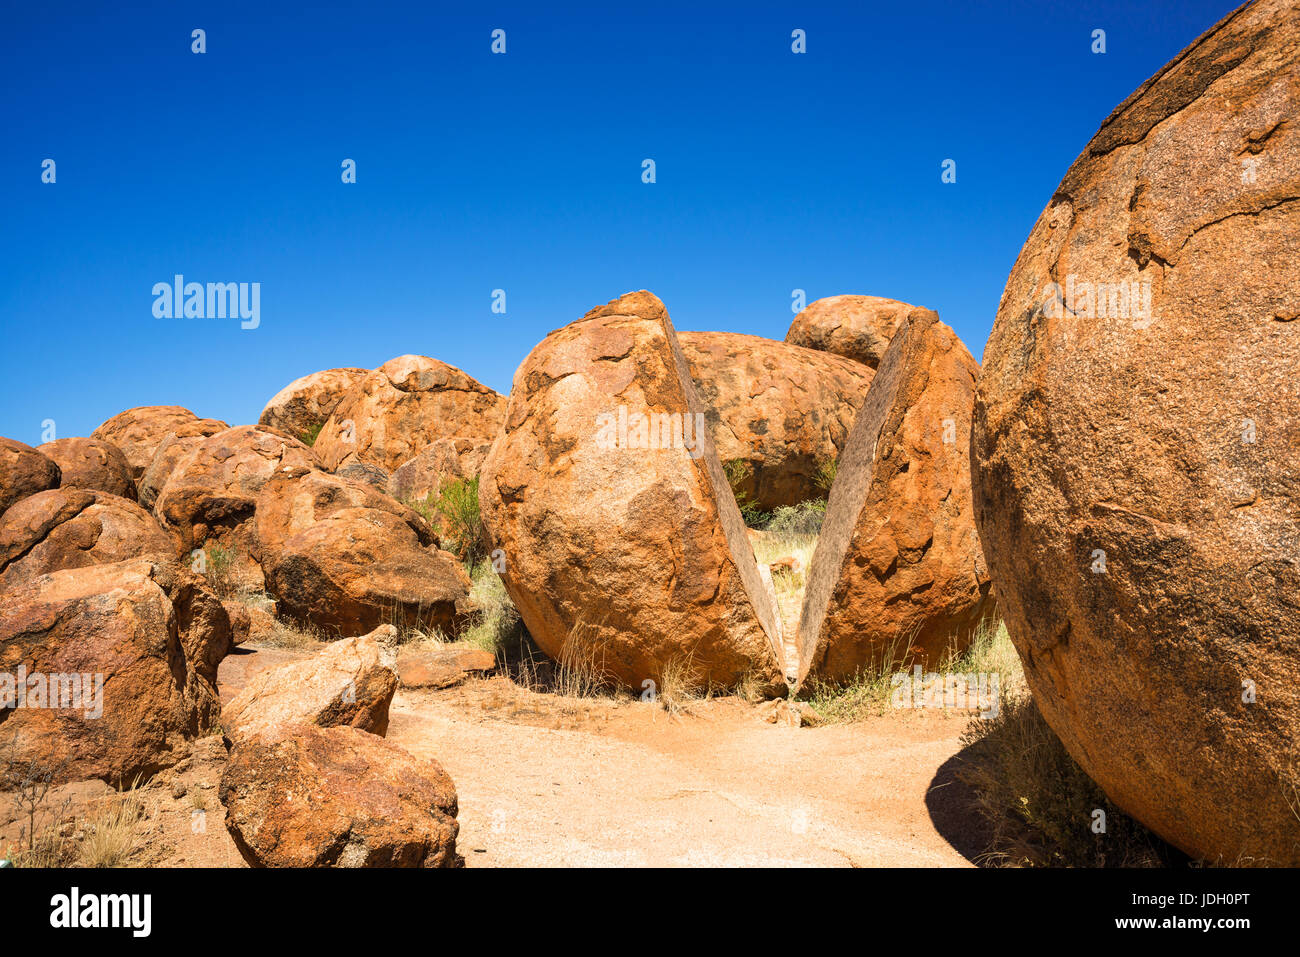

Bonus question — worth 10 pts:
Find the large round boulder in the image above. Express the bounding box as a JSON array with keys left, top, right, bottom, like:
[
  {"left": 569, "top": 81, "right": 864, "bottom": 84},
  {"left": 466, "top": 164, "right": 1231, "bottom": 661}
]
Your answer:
[
  {"left": 219, "top": 724, "right": 460, "bottom": 868},
  {"left": 479, "top": 291, "right": 786, "bottom": 692},
  {"left": 0, "top": 559, "right": 232, "bottom": 784},
  {"left": 255, "top": 466, "right": 472, "bottom": 637},
  {"left": 785, "top": 295, "right": 916, "bottom": 369},
  {"left": 91, "top": 406, "right": 228, "bottom": 481},
  {"left": 678, "top": 331, "right": 872, "bottom": 510},
  {"left": 257, "top": 367, "right": 370, "bottom": 443},
  {"left": 0, "top": 488, "right": 175, "bottom": 589},
  {"left": 313, "top": 356, "right": 506, "bottom": 473},
  {"left": 796, "top": 309, "right": 993, "bottom": 687},
  {"left": 971, "top": 0, "right": 1300, "bottom": 865},
  {"left": 0, "top": 437, "right": 60, "bottom": 516},
  {"left": 37, "top": 437, "right": 135, "bottom": 499}
]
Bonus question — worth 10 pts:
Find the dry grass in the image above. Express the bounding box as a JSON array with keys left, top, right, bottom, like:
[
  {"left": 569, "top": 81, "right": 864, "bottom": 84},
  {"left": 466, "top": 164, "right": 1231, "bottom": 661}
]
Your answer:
[
  {"left": 77, "top": 790, "right": 147, "bottom": 868},
  {"left": 956, "top": 689, "right": 1173, "bottom": 867},
  {"left": 460, "top": 560, "right": 523, "bottom": 656},
  {"left": 654, "top": 653, "right": 704, "bottom": 716},
  {"left": 800, "top": 618, "right": 1020, "bottom": 724}
]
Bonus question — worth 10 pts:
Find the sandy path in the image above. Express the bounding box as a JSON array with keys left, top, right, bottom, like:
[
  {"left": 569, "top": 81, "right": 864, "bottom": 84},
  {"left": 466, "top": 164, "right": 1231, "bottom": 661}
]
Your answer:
[{"left": 387, "top": 679, "right": 977, "bottom": 867}]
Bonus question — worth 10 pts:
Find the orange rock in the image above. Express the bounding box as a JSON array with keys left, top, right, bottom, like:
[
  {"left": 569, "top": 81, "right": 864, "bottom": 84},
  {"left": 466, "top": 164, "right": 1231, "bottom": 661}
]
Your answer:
[
  {"left": 37, "top": 437, "right": 135, "bottom": 500},
  {"left": 388, "top": 437, "right": 493, "bottom": 504},
  {"left": 0, "top": 560, "right": 231, "bottom": 785},
  {"left": 785, "top": 295, "right": 917, "bottom": 369},
  {"left": 479, "top": 291, "right": 786, "bottom": 693},
  {"left": 678, "top": 331, "right": 872, "bottom": 509},
  {"left": 257, "top": 367, "right": 370, "bottom": 443},
  {"left": 396, "top": 645, "right": 497, "bottom": 689},
  {"left": 91, "top": 405, "right": 227, "bottom": 481},
  {"left": 220, "top": 627, "right": 400, "bottom": 745},
  {"left": 137, "top": 433, "right": 205, "bottom": 510},
  {"left": 0, "top": 488, "right": 176, "bottom": 589},
  {"left": 0, "top": 437, "right": 60, "bottom": 517},
  {"left": 255, "top": 466, "right": 471, "bottom": 637},
  {"left": 154, "top": 425, "right": 320, "bottom": 565},
  {"left": 797, "top": 309, "right": 993, "bottom": 687},
  {"left": 219, "top": 724, "right": 460, "bottom": 868},
  {"left": 971, "top": 0, "right": 1300, "bottom": 864},
  {"left": 313, "top": 356, "right": 505, "bottom": 473}
]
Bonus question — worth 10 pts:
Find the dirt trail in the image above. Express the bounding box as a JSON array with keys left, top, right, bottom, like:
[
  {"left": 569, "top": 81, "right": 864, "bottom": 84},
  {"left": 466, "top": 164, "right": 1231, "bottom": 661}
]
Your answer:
[
  {"left": 386, "top": 678, "right": 978, "bottom": 867},
  {"left": 1, "top": 646, "right": 985, "bottom": 867}
]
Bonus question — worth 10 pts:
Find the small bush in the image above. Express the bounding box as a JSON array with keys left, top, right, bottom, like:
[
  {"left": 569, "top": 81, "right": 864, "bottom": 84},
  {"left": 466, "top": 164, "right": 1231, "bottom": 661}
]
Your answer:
[
  {"left": 411, "top": 477, "right": 485, "bottom": 564},
  {"left": 722, "top": 459, "right": 768, "bottom": 527},
  {"left": 813, "top": 457, "right": 838, "bottom": 496},
  {"left": 763, "top": 500, "right": 826, "bottom": 539},
  {"left": 299, "top": 422, "right": 324, "bottom": 447},
  {"left": 461, "top": 560, "right": 522, "bottom": 656}
]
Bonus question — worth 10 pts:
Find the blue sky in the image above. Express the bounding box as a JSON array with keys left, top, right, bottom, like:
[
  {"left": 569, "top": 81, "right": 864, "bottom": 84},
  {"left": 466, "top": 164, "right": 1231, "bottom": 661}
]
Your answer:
[{"left": 0, "top": 0, "right": 1240, "bottom": 443}]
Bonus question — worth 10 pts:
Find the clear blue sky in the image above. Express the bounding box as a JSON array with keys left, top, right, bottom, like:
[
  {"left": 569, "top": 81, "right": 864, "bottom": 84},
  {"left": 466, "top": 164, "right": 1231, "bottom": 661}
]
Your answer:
[{"left": 0, "top": 0, "right": 1240, "bottom": 443}]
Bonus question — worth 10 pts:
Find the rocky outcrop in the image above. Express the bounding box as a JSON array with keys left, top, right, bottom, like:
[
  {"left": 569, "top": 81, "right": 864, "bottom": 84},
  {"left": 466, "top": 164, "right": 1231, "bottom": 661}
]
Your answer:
[
  {"left": 219, "top": 724, "right": 460, "bottom": 867},
  {"left": 0, "top": 438, "right": 60, "bottom": 517},
  {"left": 137, "top": 433, "right": 204, "bottom": 510},
  {"left": 37, "top": 438, "right": 135, "bottom": 500},
  {"left": 0, "top": 560, "right": 231, "bottom": 784},
  {"left": 154, "top": 425, "right": 320, "bottom": 572},
  {"left": 257, "top": 368, "right": 370, "bottom": 443},
  {"left": 312, "top": 356, "right": 506, "bottom": 473},
  {"left": 220, "top": 627, "right": 399, "bottom": 746},
  {"left": 479, "top": 291, "right": 786, "bottom": 692},
  {"left": 0, "top": 489, "right": 176, "bottom": 589},
  {"left": 970, "top": 0, "right": 1300, "bottom": 864},
  {"left": 785, "top": 295, "right": 916, "bottom": 369},
  {"left": 678, "top": 331, "right": 872, "bottom": 510},
  {"left": 255, "top": 466, "right": 472, "bottom": 637},
  {"left": 91, "top": 406, "right": 228, "bottom": 481},
  {"left": 797, "top": 309, "right": 993, "bottom": 687}
]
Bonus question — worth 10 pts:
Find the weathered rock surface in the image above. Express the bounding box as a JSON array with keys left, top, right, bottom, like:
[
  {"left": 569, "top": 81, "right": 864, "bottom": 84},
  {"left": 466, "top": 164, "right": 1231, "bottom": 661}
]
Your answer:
[
  {"left": 785, "top": 295, "right": 916, "bottom": 369},
  {"left": 154, "top": 425, "right": 320, "bottom": 559},
  {"left": 388, "top": 437, "right": 493, "bottom": 504},
  {"left": 797, "top": 308, "right": 993, "bottom": 687},
  {"left": 479, "top": 290, "right": 786, "bottom": 692},
  {"left": 0, "top": 438, "right": 60, "bottom": 517},
  {"left": 396, "top": 644, "right": 497, "bottom": 689},
  {"left": 971, "top": 0, "right": 1300, "bottom": 864},
  {"left": 91, "top": 406, "right": 228, "bottom": 481},
  {"left": 678, "top": 331, "right": 872, "bottom": 509},
  {"left": 0, "top": 488, "right": 175, "bottom": 589},
  {"left": 219, "top": 724, "right": 460, "bottom": 868},
  {"left": 255, "top": 466, "right": 471, "bottom": 637},
  {"left": 221, "top": 627, "right": 399, "bottom": 746},
  {"left": 37, "top": 438, "right": 135, "bottom": 499},
  {"left": 335, "top": 462, "right": 389, "bottom": 490},
  {"left": 137, "top": 433, "right": 204, "bottom": 510},
  {"left": 313, "top": 355, "right": 506, "bottom": 473},
  {"left": 0, "top": 560, "right": 232, "bottom": 784},
  {"left": 257, "top": 367, "right": 370, "bottom": 443}
]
